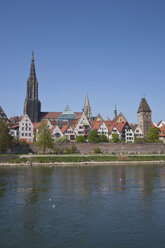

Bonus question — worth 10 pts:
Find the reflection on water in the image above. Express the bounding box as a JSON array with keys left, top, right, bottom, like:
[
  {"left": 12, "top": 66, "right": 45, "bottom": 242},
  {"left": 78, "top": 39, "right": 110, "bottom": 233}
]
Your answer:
[{"left": 0, "top": 164, "right": 165, "bottom": 248}]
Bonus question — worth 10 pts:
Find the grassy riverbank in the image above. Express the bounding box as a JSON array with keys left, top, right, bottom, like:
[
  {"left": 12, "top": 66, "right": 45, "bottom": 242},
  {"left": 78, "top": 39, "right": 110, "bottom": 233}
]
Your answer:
[{"left": 7, "top": 155, "right": 165, "bottom": 164}]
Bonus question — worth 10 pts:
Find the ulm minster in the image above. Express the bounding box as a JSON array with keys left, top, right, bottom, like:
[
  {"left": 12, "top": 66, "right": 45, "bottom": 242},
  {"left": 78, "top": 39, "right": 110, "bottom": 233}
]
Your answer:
[{"left": 1, "top": 53, "right": 165, "bottom": 143}]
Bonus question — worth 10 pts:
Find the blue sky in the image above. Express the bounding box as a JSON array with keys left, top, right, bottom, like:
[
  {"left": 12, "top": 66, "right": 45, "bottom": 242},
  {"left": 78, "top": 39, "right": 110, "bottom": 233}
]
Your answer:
[{"left": 0, "top": 0, "right": 165, "bottom": 123}]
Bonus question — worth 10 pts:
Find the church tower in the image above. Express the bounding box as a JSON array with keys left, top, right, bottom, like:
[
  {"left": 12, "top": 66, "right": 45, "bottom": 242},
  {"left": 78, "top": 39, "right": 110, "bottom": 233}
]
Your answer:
[
  {"left": 114, "top": 104, "right": 117, "bottom": 119},
  {"left": 137, "top": 98, "right": 152, "bottom": 137},
  {"left": 82, "top": 94, "right": 92, "bottom": 120},
  {"left": 24, "top": 52, "right": 41, "bottom": 122}
]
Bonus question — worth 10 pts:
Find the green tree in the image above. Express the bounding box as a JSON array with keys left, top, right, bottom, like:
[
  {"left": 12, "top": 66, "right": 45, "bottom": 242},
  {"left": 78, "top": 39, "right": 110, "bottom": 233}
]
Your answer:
[
  {"left": 147, "top": 127, "right": 159, "bottom": 143},
  {"left": 112, "top": 133, "right": 119, "bottom": 143},
  {"left": 55, "top": 136, "right": 69, "bottom": 143},
  {"left": 75, "top": 135, "right": 86, "bottom": 143},
  {"left": 0, "top": 120, "right": 12, "bottom": 152},
  {"left": 37, "top": 121, "right": 53, "bottom": 153},
  {"left": 99, "top": 134, "right": 109, "bottom": 142},
  {"left": 88, "top": 130, "right": 100, "bottom": 143}
]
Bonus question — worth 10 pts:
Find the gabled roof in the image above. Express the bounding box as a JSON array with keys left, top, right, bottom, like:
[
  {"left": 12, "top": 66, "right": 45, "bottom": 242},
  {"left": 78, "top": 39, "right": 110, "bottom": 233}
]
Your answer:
[
  {"left": 112, "top": 112, "right": 127, "bottom": 123},
  {"left": 107, "top": 122, "right": 116, "bottom": 133},
  {"left": 61, "top": 124, "right": 69, "bottom": 134},
  {"left": 129, "top": 123, "right": 137, "bottom": 132},
  {"left": 51, "top": 125, "right": 57, "bottom": 132},
  {"left": 137, "top": 98, "right": 151, "bottom": 113},
  {"left": 152, "top": 123, "right": 157, "bottom": 128},
  {"left": 0, "top": 106, "right": 9, "bottom": 123},
  {"left": 115, "top": 122, "right": 127, "bottom": 133},
  {"left": 96, "top": 113, "right": 103, "bottom": 121},
  {"left": 91, "top": 120, "right": 103, "bottom": 130},
  {"left": 9, "top": 116, "right": 19, "bottom": 124},
  {"left": 157, "top": 120, "right": 163, "bottom": 126}
]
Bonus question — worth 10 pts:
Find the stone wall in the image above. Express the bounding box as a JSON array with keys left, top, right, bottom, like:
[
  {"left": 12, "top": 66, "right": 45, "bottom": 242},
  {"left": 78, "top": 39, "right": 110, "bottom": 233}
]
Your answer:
[{"left": 30, "top": 143, "right": 165, "bottom": 154}]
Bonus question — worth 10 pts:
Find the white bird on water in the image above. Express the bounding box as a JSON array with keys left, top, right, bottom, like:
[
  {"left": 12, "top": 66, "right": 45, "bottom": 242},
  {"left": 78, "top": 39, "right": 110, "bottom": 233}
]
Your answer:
[{"left": 52, "top": 205, "right": 56, "bottom": 208}]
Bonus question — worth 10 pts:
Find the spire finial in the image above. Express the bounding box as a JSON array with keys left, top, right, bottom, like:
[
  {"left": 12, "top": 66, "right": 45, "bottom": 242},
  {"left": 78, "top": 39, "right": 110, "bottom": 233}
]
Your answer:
[{"left": 32, "top": 51, "right": 34, "bottom": 60}]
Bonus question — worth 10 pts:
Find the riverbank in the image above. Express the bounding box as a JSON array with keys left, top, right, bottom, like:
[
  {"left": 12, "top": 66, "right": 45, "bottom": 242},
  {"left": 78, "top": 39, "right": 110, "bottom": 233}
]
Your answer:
[{"left": 0, "top": 154, "right": 165, "bottom": 167}]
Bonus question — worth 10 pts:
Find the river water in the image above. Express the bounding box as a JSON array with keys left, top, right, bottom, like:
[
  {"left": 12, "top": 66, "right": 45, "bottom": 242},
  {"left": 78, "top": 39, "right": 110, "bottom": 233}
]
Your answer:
[{"left": 0, "top": 164, "right": 165, "bottom": 248}]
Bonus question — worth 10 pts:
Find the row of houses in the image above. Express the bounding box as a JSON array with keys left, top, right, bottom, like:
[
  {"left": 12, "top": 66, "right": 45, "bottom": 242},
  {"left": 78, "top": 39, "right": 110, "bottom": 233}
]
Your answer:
[
  {"left": 5, "top": 111, "right": 150, "bottom": 143},
  {"left": 1, "top": 98, "right": 165, "bottom": 143}
]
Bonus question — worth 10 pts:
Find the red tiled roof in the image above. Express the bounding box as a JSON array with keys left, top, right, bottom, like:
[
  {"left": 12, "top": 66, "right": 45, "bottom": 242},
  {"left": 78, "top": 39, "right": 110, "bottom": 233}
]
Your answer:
[
  {"left": 104, "top": 121, "right": 112, "bottom": 128},
  {"left": 9, "top": 116, "right": 19, "bottom": 123},
  {"left": 152, "top": 123, "right": 157, "bottom": 127},
  {"left": 33, "top": 122, "right": 41, "bottom": 131},
  {"left": 91, "top": 120, "right": 103, "bottom": 130},
  {"left": 159, "top": 125, "right": 165, "bottom": 133},
  {"left": 61, "top": 124, "right": 69, "bottom": 134},
  {"left": 75, "top": 112, "right": 82, "bottom": 119},
  {"left": 115, "top": 122, "right": 126, "bottom": 133},
  {"left": 42, "top": 112, "right": 62, "bottom": 119},
  {"left": 50, "top": 125, "right": 57, "bottom": 132},
  {"left": 41, "top": 112, "right": 82, "bottom": 120},
  {"left": 159, "top": 134, "right": 165, "bottom": 137},
  {"left": 107, "top": 122, "right": 116, "bottom": 133}
]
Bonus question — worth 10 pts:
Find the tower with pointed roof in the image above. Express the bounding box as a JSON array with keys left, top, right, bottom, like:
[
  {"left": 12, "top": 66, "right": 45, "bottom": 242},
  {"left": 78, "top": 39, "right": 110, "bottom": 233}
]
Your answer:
[
  {"left": 114, "top": 104, "right": 117, "bottom": 119},
  {"left": 137, "top": 98, "right": 152, "bottom": 137},
  {"left": 82, "top": 94, "right": 92, "bottom": 120},
  {"left": 24, "top": 52, "right": 41, "bottom": 122}
]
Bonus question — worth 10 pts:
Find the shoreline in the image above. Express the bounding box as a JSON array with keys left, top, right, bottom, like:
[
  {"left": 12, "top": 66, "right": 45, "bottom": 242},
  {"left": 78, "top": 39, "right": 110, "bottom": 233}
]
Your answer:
[{"left": 0, "top": 160, "right": 165, "bottom": 167}]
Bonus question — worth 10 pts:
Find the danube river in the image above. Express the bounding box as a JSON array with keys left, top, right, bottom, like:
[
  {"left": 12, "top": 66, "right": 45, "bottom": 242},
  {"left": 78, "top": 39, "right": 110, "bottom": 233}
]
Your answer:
[{"left": 0, "top": 164, "right": 165, "bottom": 248}]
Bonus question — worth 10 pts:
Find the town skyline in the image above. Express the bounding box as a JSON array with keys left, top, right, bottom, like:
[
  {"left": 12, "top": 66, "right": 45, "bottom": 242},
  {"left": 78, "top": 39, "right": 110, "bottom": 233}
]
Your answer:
[{"left": 0, "top": 1, "right": 165, "bottom": 123}]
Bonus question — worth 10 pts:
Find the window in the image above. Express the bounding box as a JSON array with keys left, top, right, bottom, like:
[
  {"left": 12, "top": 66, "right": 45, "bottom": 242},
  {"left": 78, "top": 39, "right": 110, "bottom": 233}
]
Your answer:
[
  {"left": 22, "top": 127, "right": 24, "bottom": 131},
  {"left": 25, "top": 133, "right": 27, "bottom": 136},
  {"left": 22, "top": 133, "right": 24, "bottom": 136},
  {"left": 29, "top": 128, "right": 31, "bottom": 131},
  {"left": 29, "top": 133, "right": 31, "bottom": 136}
]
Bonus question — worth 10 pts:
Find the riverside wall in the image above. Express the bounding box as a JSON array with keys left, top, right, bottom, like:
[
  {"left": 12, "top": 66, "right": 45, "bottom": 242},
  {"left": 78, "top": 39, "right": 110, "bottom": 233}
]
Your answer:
[{"left": 30, "top": 143, "right": 165, "bottom": 154}]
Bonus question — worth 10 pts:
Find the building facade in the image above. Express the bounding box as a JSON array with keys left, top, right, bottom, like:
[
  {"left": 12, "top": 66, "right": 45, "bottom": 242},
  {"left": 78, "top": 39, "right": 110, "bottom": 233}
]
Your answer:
[{"left": 19, "top": 114, "right": 33, "bottom": 142}]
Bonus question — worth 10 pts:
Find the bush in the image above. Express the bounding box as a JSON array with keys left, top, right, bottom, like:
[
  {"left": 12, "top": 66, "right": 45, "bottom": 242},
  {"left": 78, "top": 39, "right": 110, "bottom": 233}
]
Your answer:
[
  {"left": 55, "top": 136, "right": 69, "bottom": 143},
  {"left": 112, "top": 133, "right": 119, "bottom": 143},
  {"left": 99, "top": 135, "right": 109, "bottom": 142},
  {"left": 94, "top": 147, "right": 101, "bottom": 154},
  {"left": 147, "top": 127, "right": 159, "bottom": 143},
  {"left": 75, "top": 135, "right": 86, "bottom": 143},
  {"left": 88, "top": 130, "right": 100, "bottom": 143}
]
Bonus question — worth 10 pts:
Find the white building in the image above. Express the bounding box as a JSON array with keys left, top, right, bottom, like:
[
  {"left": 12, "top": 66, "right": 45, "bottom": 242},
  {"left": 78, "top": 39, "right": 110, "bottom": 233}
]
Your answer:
[
  {"left": 74, "top": 112, "right": 91, "bottom": 137},
  {"left": 51, "top": 125, "right": 63, "bottom": 141},
  {"left": 19, "top": 114, "right": 33, "bottom": 142}
]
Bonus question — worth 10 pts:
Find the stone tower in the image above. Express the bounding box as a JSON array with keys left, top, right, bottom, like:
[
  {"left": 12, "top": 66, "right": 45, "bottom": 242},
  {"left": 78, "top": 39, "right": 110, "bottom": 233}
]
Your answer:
[
  {"left": 137, "top": 98, "right": 152, "bottom": 137},
  {"left": 82, "top": 94, "right": 92, "bottom": 120},
  {"left": 24, "top": 52, "right": 41, "bottom": 122}
]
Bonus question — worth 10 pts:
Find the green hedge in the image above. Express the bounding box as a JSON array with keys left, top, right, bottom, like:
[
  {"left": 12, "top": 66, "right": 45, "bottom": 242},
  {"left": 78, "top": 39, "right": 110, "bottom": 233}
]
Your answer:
[{"left": 8, "top": 155, "right": 165, "bottom": 164}]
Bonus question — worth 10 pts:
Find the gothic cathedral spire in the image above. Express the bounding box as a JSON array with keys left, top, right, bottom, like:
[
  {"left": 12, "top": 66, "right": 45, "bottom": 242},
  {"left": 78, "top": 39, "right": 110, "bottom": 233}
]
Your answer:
[
  {"left": 82, "top": 94, "right": 92, "bottom": 120},
  {"left": 24, "top": 52, "right": 41, "bottom": 122}
]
